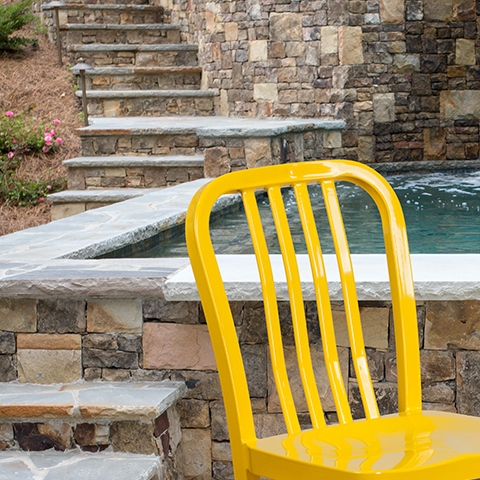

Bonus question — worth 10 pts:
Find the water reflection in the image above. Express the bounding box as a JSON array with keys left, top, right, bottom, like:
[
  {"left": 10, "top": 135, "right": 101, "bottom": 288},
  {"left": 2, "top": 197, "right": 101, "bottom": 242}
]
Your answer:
[{"left": 137, "top": 171, "right": 480, "bottom": 257}]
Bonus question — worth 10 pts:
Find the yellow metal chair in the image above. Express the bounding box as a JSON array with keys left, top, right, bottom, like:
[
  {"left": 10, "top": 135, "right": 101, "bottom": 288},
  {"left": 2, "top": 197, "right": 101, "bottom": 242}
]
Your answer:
[{"left": 186, "top": 160, "right": 480, "bottom": 479}]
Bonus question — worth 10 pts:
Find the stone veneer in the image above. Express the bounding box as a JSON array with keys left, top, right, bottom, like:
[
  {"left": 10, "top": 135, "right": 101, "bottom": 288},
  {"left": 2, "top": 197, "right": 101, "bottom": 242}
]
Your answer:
[
  {"left": 1, "top": 295, "right": 480, "bottom": 479},
  {"left": 161, "top": 0, "right": 480, "bottom": 164}
]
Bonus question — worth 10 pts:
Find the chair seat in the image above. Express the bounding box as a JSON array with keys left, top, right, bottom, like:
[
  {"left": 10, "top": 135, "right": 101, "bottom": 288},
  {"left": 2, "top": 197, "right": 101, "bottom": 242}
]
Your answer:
[{"left": 247, "top": 411, "right": 480, "bottom": 479}]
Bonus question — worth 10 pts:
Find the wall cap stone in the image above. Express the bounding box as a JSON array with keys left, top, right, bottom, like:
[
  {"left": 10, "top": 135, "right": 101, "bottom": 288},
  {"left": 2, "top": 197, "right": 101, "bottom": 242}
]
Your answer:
[{"left": 165, "top": 254, "right": 480, "bottom": 302}]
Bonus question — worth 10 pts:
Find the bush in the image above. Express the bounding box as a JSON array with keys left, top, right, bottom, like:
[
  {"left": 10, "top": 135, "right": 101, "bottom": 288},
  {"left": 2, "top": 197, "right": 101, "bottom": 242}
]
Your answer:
[
  {"left": 0, "top": 110, "right": 65, "bottom": 206},
  {"left": 0, "top": 0, "right": 36, "bottom": 52},
  {"left": 0, "top": 111, "right": 63, "bottom": 159},
  {"left": 0, "top": 175, "right": 65, "bottom": 206}
]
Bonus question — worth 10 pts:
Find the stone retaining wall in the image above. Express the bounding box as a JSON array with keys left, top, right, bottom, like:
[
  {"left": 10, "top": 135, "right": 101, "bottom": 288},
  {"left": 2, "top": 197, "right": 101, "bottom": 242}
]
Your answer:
[
  {"left": 2, "top": 296, "right": 480, "bottom": 479},
  {"left": 164, "top": 0, "right": 480, "bottom": 164}
]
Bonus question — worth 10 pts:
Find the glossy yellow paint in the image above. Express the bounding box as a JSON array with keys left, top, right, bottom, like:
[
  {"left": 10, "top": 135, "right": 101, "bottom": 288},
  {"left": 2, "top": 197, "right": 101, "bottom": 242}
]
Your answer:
[{"left": 186, "top": 160, "right": 480, "bottom": 479}]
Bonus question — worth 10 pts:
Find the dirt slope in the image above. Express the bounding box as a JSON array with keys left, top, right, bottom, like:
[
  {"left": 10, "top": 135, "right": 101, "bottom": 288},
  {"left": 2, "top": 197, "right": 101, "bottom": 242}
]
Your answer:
[{"left": 0, "top": 20, "right": 82, "bottom": 235}]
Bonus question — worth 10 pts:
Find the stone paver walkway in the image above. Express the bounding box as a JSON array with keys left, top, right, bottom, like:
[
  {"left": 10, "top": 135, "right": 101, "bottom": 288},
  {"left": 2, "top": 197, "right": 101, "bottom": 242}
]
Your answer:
[{"left": 0, "top": 451, "right": 161, "bottom": 480}]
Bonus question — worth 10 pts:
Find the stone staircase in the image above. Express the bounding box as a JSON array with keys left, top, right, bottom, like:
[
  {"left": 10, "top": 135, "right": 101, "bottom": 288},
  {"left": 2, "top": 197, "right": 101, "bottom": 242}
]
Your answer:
[
  {"left": 42, "top": 0, "right": 216, "bottom": 219},
  {"left": 0, "top": 381, "right": 185, "bottom": 480},
  {"left": 44, "top": 0, "right": 345, "bottom": 220}
]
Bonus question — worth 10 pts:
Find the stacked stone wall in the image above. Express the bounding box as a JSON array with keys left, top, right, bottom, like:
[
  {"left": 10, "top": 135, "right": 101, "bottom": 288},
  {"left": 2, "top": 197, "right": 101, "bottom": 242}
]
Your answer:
[
  {"left": 2, "top": 296, "right": 480, "bottom": 478},
  {"left": 164, "top": 0, "right": 480, "bottom": 164}
]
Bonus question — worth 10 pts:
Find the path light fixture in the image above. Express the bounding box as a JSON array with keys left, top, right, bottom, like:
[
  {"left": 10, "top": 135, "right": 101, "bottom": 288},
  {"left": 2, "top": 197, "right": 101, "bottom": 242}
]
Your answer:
[
  {"left": 71, "top": 59, "right": 94, "bottom": 127},
  {"left": 43, "top": 0, "right": 66, "bottom": 66}
]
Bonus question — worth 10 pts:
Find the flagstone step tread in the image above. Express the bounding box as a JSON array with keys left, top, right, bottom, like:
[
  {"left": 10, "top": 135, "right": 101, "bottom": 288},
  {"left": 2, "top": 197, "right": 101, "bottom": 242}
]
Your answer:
[
  {"left": 64, "top": 155, "right": 204, "bottom": 167},
  {"left": 86, "top": 66, "right": 202, "bottom": 75},
  {"left": 76, "top": 89, "right": 214, "bottom": 98},
  {"left": 43, "top": 3, "right": 164, "bottom": 11},
  {"left": 76, "top": 116, "right": 347, "bottom": 137},
  {"left": 48, "top": 188, "right": 164, "bottom": 203},
  {"left": 0, "top": 381, "right": 185, "bottom": 420},
  {"left": 44, "top": 3, "right": 165, "bottom": 10},
  {"left": 0, "top": 451, "right": 161, "bottom": 480},
  {"left": 61, "top": 23, "right": 179, "bottom": 30},
  {"left": 68, "top": 43, "right": 198, "bottom": 52}
]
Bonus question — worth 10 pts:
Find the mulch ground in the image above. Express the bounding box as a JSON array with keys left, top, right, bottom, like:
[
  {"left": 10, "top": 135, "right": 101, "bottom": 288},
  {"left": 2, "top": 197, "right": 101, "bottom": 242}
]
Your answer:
[{"left": 0, "top": 19, "right": 82, "bottom": 235}]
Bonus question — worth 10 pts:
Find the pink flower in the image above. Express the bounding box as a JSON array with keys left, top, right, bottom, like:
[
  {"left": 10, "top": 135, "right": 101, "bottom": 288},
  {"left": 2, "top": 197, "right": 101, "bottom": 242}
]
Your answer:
[
  {"left": 53, "top": 119, "right": 60, "bottom": 125},
  {"left": 5, "top": 111, "right": 13, "bottom": 117},
  {"left": 55, "top": 137, "right": 63, "bottom": 145},
  {"left": 39, "top": 197, "right": 45, "bottom": 202},
  {"left": 12, "top": 139, "right": 16, "bottom": 144},
  {"left": 50, "top": 129, "right": 56, "bottom": 135},
  {"left": 47, "top": 185, "right": 52, "bottom": 189},
  {"left": 44, "top": 134, "right": 53, "bottom": 142},
  {"left": 7, "top": 152, "right": 14, "bottom": 159},
  {"left": 42, "top": 146, "right": 49, "bottom": 153},
  {"left": 33, "top": 125, "right": 38, "bottom": 131}
]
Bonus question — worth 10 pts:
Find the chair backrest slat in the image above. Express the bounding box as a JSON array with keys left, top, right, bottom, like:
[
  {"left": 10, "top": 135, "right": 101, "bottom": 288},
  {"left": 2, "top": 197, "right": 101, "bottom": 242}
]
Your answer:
[
  {"left": 293, "top": 182, "right": 352, "bottom": 424},
  {"left": 267, "top": 185, "right": 326, "bottom": 430},
  {"left": 322, "top": 180, "right": 380, "bottom": 420},
  {"left": 242, "top": 188, "right": 301, "bottom": 435},
  {"left": 186, "top": 161, "right": 423, "bottom": 454}
]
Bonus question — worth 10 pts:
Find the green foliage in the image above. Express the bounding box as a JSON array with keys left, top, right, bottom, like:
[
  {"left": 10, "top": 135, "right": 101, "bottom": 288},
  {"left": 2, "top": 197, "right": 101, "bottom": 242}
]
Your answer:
[
  {"left": 0, "top": 111, "right": 62, "bottom": 157},
  {"left": 0, "top": 113, "right": 44, "bottom": 155},
  {"left": 0, "top": 111, "right": 66, "bottom": 206},
  {"left": 0, "top": 0, "right": 36, "bottom": 52},
  {"left": 0, "top": 174, "right": 65, "bottom": 206}
]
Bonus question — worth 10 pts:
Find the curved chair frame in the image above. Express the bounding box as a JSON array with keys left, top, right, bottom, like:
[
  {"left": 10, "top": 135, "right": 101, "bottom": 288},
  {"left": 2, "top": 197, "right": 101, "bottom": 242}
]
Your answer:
[{"left": 186, "top": 160, "right": 480, "bottom": 479}]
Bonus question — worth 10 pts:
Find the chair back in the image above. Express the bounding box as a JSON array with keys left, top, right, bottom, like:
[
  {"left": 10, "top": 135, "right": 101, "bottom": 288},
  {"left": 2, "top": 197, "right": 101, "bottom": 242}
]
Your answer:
[{"left": 186, "top": 160, "right": 422, "bottom": 446}]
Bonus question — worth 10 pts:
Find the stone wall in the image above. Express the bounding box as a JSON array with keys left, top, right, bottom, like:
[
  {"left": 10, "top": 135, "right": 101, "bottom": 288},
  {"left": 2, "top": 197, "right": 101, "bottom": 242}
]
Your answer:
[
  {"left": 2, "top": 296, "right": 480, "bottom": 478},
  {"left": 202, "top": 131, "right": 323, "bottom": 176},
  {"left": 162, "top": 0, "right": 480, "bottom": 164}
]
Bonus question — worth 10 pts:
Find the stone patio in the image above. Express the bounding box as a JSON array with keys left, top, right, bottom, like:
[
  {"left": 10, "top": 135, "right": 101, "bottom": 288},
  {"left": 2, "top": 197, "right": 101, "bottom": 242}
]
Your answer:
[{"left": 0, "top": 451, "right": 162, "bottom": 480}]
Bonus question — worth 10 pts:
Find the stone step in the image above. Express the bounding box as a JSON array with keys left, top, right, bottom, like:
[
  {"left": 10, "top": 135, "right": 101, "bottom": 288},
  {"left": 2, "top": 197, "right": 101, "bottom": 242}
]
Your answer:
[
  {"left": 75, "top": 115, "right": 346, "bottom": 173},
  {"left": 63, "top": 23, "right": 181, "bottom": 45},
  {"left": 61, "top": 0, "right": 159, "bottom": 5},
  {"left": 84, "top": 66, "right": 202, "bottom": 91},
  {"left": 77, "top": 117, "right": 204, "bottom": 156},
  {"left": 64, "top": 155, "right": 204, "bottom": 189},
  {"left": 48, "top": 188, "right": 163, "bottom": 219},
  {"left": 76, "top": 89, "right": 215, "bottom": 117},
  {"left": 54, "top": 4, "right": 166, "bottom": 25},
  {"left": 68, "top": 43, "right": 198, "bottom": 67},
  {"left": 64, "top": 154, "right": 204, "bottom": 168},
  {"left": 0, "top": 451, "right": 162, "bottom": 480},
  {"left": 0, "top": 381, "right": 184, "bottom": 457}
]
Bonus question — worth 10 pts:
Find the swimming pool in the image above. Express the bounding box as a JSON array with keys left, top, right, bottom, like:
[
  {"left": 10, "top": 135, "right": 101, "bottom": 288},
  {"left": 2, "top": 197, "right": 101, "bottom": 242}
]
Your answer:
[{"left": 104, "top": 171, "right": 480, "bottom": 257}]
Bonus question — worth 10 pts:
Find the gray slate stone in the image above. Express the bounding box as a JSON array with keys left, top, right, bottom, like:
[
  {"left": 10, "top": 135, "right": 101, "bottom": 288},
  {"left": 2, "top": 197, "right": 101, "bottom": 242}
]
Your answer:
[
  {"left": 37, "top": 300, "right": 86, "bottom": 334},
  {"left": 0, "top": 451, "right": 162, "bottom": 480}
]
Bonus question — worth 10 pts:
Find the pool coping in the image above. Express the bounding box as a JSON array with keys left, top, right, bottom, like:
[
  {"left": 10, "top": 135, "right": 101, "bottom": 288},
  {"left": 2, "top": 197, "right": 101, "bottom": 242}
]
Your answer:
[{"left": 0, "top": 167, "right": 479, "bottom": 301}]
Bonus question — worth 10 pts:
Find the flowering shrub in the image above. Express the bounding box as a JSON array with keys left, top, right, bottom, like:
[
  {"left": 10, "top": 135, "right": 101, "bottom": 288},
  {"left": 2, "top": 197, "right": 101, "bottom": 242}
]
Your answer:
[
  {"left": 0, "top": 111, "right": 65, "bottom": 206},
  {"left": 0, "top": 111, "right": 63, "bottom": 160},
  {"left": 1, "top": 176, "right": 65, "bottom": 207}
]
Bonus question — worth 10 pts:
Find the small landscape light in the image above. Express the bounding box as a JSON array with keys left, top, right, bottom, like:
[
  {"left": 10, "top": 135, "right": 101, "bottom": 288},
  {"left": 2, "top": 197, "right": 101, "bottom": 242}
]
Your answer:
[{"left": 71, "top": 58, "right": 94, "bottom": 127}]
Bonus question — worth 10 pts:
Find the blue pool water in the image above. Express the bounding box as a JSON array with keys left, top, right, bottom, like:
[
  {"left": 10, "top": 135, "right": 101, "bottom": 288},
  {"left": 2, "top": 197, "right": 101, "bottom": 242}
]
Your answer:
[{"left": 116, "top": 171, "right": 480, "bottom": 257}]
